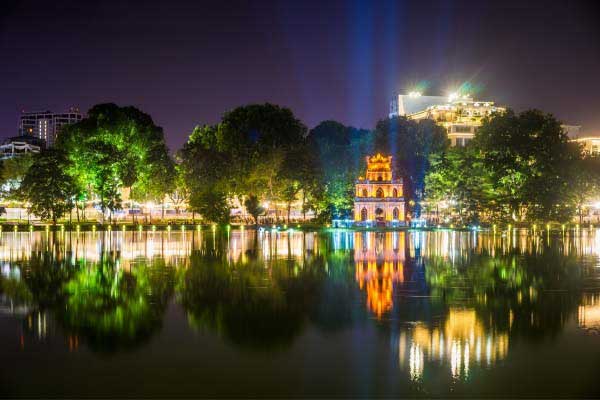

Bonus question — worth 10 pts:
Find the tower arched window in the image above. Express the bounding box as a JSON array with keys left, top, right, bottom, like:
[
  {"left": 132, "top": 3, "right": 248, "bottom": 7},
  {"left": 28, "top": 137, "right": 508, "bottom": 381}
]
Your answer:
[
  {"left": 393, "top": 207, "right": 399, "bottom": 220},
  {"left": 392, "top": 188, "right": 398, "bottom": 197},
  {"left": 361, "top": 208, "right": 368, "bottom": 221},
  {"left": 362, "top": 189, "right": 368, "bottom": 197},
  {"left": 376, "top": 188, "right": 384, "bottom": 198}
]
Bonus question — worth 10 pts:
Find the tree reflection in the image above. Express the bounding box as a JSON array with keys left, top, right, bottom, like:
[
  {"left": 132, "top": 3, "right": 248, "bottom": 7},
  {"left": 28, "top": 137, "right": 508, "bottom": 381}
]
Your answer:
[
  {"left": 58, "top": 255, "right": 175, "bottom": 352},
  {"left": 424, "top": 243, "right": 585, "bottom": 340},
  {"left": 177, "top": 248, "right": 325, "bottom": 352}
]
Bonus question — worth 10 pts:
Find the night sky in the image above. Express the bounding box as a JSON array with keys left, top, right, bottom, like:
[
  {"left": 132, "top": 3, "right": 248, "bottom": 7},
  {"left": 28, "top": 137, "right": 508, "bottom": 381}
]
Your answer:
[{"left": 1, "top": 0, "right": 599, "bottom": 150}]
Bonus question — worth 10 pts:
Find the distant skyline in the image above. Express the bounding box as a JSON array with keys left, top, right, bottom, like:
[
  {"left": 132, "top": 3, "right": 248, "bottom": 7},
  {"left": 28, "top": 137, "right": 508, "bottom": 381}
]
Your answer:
[{"left": 1, "top": 0, "right": 599, "bottom": 150}]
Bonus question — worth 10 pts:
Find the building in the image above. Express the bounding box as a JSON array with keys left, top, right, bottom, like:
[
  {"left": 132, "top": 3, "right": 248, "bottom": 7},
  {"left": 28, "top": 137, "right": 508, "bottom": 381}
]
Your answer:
[
  {"left": 390, "top": 92, "right": 505, "bottom": 147},
  {"left": 0, "top": 135, "right": 44, "bottom": 159},
  {"left": 571, "top": 136, "right": 600, "bottom": 155},
  {"left": 389, "top": 92, "right": 448, "bottom": 118},
  {"left": 354, "top": 153, "right": 405, "bottom": 226},
  {"left": 19, "top": 108, "right": 82, "bottom": 146}
]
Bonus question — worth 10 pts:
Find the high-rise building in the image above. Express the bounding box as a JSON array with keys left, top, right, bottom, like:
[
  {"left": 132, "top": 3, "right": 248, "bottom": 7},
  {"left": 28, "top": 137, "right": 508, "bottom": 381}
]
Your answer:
[
  {"left": 390, "top": 92, "right": 505, "bottom": 147},
  {"left": 19, "top": 108, "right": 82, "bottom": 146}
]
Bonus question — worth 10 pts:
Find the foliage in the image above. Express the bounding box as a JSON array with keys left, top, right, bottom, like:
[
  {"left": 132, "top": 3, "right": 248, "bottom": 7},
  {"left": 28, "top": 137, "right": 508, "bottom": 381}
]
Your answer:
[
  {"left": 373, "top": 117, "right": 449, "bottom": 217},
  {"left": 190, "top": 190, "right": 231, "bottom": 224},
  {"left": 425, "top": 109, "right": 593, "bottom": 224},
  {"left": 56, "top": 103, "right": 173, "bottom": 216},
  {"left": 0, "top": 153, "right": 34, "bottom": 198},
  {"left": 180, "top": 104, "right": 312, "bottom": 222},
  {"left": 20, "top": 149, "right": 78, "bottom": 223},
  {"left": 307, "top": 121, "right": 371, "bottom": 219},
  {"left": 244, "top": 194, "right": 265, "bottom": 224}
]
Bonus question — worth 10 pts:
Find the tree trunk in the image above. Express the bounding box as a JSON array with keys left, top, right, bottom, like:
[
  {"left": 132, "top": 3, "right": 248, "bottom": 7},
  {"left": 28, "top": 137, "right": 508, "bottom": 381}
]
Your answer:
[
  {"left": 287, "top": 203, "right": 291, "bottom": 224},
  {"left": 302, "top": 191, "right": 306, "bottom": 221}
]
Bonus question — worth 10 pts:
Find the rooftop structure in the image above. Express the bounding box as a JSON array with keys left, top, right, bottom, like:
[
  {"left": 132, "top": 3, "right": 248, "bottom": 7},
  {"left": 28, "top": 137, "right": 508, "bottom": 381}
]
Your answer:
[
  {"left": 0, "top": 135, "right": 44, "bottom": 159},
  {"left": 389, "top": 92, "right": 447, "bottom": 118}
]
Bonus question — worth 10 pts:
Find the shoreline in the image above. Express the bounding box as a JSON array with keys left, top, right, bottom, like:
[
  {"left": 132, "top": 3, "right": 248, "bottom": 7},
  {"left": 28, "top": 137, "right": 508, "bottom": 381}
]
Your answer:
[{"left": 0, "top": 221, "right": 595, "bottom": 233}]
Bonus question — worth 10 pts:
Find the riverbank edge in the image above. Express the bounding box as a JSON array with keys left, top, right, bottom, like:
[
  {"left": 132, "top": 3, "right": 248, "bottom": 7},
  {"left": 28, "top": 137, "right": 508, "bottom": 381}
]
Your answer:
[{"left": 0, "top": 221, "right": 596, "bottom": 233}]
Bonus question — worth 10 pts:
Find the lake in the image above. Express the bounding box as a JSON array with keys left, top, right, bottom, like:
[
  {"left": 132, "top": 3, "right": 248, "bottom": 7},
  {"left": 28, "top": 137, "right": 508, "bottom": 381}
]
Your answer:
[{"left": 1, "top": 229, "right": 599, "bottom": 397}]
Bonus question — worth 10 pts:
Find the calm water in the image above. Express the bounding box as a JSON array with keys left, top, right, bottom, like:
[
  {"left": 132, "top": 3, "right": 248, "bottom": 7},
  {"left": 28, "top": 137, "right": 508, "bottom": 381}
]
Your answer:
[{"left": 1, "top": 229, "right": 600, "bottom": 397}]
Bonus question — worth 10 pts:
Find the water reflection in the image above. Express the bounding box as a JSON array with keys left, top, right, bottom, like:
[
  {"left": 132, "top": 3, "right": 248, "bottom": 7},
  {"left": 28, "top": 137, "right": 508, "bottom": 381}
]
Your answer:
[
  {"left": 0, "top": 229, "right": 599, "bottom": 389},
  {"left": 399, "top": 309, "right": 509, "bottom": 381},
  {"left": 354, "top": 232, "right": 405, "bottom": 317}
]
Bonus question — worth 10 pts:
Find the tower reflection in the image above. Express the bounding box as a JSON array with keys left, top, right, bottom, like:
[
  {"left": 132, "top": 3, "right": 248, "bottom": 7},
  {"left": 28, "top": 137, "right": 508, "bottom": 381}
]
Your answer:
[{"left": 354, "top": 232, "right": 404, "bottom": 318}]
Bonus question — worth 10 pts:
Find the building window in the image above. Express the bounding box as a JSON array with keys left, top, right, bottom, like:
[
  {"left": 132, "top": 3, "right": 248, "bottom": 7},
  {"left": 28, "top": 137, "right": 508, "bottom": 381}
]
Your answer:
[
  {"left": 376, "top": 188, "right": 384, "bottom": 198},
  {"left": 361, "top": 208, "right": 368, "bottom": 221},
  {"left": 392, "top": 188, "right": 398, "bottom": 197},
  {"left": 362, "top": 189, "right": 368, "bottom": 197},
  {"left": 393, "top": 207, "right": 399, "bottom": 220}
]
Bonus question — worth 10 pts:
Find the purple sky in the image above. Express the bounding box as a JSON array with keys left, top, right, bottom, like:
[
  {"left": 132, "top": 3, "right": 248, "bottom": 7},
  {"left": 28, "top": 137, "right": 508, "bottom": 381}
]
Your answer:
[{"left": 1, "top": 0, "right": 599, "bottom": 150}]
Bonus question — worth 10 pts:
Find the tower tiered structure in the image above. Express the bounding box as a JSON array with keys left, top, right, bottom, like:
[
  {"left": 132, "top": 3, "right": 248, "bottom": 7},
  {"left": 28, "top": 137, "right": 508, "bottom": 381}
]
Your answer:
[{"left": 354, "top": 154, "right": 405, "bottom": 225}]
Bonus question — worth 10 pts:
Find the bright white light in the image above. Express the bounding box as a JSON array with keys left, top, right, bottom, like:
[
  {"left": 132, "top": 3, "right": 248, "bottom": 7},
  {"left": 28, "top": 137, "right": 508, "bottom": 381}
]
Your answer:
[
  {"left": 448, "top": 92, "right": 459, "bottom": 102},
  {"left": 408, "top": 91, "right": 422, "bottom": 98}
]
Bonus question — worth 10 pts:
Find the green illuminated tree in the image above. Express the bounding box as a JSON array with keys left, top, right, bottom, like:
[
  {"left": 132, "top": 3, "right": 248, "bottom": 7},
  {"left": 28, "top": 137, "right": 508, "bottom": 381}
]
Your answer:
[
  {"left": 56, "top": 103, "right": 173, "bottom": 220},
  {"left": 21, "top": 149, "right": 78, "bottom": 224}
]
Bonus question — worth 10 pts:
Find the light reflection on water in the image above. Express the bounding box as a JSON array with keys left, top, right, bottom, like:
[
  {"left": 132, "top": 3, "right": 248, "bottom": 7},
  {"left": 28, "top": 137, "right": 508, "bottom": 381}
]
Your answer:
[{"left": 0, "top": 229, "right": 599, "bottom": 396}]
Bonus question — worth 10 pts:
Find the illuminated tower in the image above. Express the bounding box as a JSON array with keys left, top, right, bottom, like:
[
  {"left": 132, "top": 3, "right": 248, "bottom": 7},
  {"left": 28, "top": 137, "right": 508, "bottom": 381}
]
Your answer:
[{"left": 354, "top": 153, "right": 405, "bottom": 225}]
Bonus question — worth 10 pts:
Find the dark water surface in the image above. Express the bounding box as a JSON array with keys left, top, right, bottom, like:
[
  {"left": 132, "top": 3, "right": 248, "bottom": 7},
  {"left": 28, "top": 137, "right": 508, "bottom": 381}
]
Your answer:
[{"left": 1, "top": 229, "right": 600, "bottom": 397}]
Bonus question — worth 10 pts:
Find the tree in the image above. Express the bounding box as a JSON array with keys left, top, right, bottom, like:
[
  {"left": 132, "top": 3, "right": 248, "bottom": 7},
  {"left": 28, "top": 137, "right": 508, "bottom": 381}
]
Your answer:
[
  {"left": 56, "top": 103, "right": 173, "bottom": 220},
  {"left": 373, "top": 117, "right": 448, "bottom": 217},
  {"left": 307, "top": 121, "right": 370, "bottom": 220},
  {"left": 570, "top": 154, "right": 600, "bottom": 223},
  {"left": 21, "top": 149, "right": 78, "bottom": 224},
  {"left": 190, "top": 190, "right": 230, "bottom": 224},
  {"left": 1, "top": 153, "right": 34, "bottom": 198},
  {"left": 244, "top": 194, "right": 265, "bottom": 225},
  {"left": 474, "top": 109, "right": 580, "bottom": 223},
  {"left": 180, "top": 104, "right": 309, "bottom": 222},
  {"left": 425, "top": 109, "right": 589, "bottom": 224},
  {"left": 168, "top": 163, "right": 191, "bottom": 214}
]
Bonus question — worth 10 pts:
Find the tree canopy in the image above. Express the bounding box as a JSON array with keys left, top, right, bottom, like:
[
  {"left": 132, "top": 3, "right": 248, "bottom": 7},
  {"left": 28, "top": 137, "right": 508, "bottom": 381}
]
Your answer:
[
  {"left": 424, "top": 109, "right": 596, "bottom": 224},
  {"left": 56, "top": 103, "right": 175, "bottom": 217}
]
